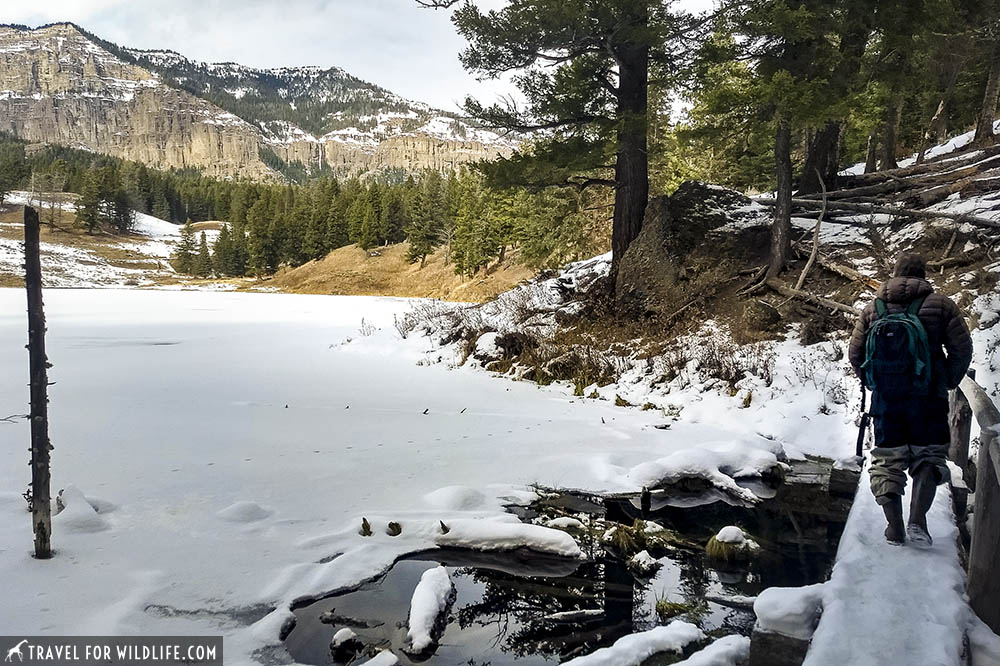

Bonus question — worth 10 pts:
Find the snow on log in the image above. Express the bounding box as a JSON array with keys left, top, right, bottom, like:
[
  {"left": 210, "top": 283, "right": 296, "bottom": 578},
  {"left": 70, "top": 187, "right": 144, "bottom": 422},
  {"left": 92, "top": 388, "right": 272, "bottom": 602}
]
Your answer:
[
  {"left": 753, "top": 583, "right": 825, "bottom": 640},
  {"left": 625, "top": 441, "right": 785, "bottom": 503},
  {"left": 434, "top": 518, "right": 582, "bottom": 558},
  {"left": 404, "top": 565, "right": 456, "bottom": 654},
  {"left": 674, "top": 635, "right": 751, "bottom": 665},
  {"left": 53, "top": 485, "right": 110, "bottom": 533},
  {"left": 562, "top": 621, "right": 706, "bottom": 666}
]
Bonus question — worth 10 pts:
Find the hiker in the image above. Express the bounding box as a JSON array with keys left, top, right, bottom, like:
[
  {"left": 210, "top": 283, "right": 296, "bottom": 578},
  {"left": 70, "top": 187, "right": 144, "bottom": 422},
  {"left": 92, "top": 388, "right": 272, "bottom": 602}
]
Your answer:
[{"left": 848, "top": 253, "right": 973, "bottom": 547}]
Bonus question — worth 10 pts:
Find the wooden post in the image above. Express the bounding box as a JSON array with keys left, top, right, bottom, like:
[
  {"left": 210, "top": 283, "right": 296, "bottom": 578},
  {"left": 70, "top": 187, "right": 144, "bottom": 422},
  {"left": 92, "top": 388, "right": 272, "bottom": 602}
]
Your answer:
[
  {"left": 949, "top": 370, "right": 974, "bottom": 520},
  {"left": 24, "top": 205, "right": 52, "bottom": 559},
  {"left": 960, "top": 376, "right": 1000, "bottom": 634}
]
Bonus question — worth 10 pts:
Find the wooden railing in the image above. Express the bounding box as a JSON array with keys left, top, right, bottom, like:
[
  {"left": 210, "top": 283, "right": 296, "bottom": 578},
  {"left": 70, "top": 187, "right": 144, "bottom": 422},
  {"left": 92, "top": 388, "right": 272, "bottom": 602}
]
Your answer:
[{"left": 957, "top": 375, "right": 1000, "bottom": 634}]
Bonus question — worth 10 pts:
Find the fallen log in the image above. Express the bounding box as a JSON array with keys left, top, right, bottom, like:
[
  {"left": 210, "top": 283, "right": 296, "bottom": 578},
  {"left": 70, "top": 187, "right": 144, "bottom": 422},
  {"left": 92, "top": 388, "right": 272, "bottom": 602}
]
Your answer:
[
  {"left": 842, "top": 143, "right": 1000, "bottom": 187},
  {"left": 753, "top": 197, "right": 1000, "bottom": 230},
  {"left": 765, "top": 279, "right": 861, "bottom": 316},
  {"left": 792, "top": 246, "right": 880, "bottom": 290}
]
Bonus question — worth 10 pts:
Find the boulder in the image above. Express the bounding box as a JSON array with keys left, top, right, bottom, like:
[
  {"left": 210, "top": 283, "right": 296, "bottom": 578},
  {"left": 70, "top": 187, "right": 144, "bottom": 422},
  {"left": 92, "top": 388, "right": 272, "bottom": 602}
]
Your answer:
[{"left": 616, "top": 181, "right": 754, "bottom": 315}]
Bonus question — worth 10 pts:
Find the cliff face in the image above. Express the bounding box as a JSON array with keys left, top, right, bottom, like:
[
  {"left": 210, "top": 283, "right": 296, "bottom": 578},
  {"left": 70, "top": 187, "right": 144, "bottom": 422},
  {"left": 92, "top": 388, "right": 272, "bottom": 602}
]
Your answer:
[
  {"left": 0, "top": 24, "right": 512, "bottom": 181},
  {"left": 0, "top": 24, "right": 276, "bottom": 180}
]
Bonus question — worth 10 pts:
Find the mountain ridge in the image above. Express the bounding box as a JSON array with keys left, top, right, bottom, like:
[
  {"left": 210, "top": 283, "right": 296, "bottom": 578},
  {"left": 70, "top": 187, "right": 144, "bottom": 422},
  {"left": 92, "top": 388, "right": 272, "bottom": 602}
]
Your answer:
[{"left": 0, "top": 22, "right": 512, "bottom": 181}]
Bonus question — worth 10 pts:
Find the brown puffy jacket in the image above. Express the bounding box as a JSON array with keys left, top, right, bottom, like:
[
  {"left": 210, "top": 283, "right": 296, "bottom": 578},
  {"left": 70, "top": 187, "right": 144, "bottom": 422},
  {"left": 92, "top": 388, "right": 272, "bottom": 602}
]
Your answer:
[{"left": 848, "top": 276, "right": 973, "bottom": 393}]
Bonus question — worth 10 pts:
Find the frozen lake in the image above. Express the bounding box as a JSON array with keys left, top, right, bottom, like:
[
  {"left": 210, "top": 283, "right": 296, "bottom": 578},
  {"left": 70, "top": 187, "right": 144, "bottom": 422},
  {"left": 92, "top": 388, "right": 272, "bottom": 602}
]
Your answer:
[{"left": 3, "top": 289, "right": 774, "bottom": 662}]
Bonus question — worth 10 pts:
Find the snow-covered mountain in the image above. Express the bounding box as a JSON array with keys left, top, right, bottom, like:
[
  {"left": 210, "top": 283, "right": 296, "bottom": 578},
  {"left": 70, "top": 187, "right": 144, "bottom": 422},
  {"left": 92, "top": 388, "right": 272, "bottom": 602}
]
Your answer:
[{"left": 0, "top": 23, "right": 513, "bottom": 181}]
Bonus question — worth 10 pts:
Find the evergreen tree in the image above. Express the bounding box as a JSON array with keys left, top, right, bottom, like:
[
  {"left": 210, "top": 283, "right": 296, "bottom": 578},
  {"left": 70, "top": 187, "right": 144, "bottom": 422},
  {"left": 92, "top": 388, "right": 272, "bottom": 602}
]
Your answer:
[
  {"left": 405, "top": 187, "right": 438, "bottom": 268},
  {"left": 172, "top": 221, "right": 198, "bottom": 273},
  {"left": 212, "top": 224, "right": 234, "bottom": 275},
  {"left": 75, "top": 171, "right": 103, "bottom": 233},
  {"left": 109, "top": 188, "right": 136, "bottom": 234},
  {"left": 194, "top": 232, "right": 213, "bottom": 277}
]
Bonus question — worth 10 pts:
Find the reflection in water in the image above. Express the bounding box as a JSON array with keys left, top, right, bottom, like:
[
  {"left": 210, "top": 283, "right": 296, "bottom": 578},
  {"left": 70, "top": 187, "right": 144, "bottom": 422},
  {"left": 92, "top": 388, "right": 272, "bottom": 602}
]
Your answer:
[{"left": 285, "top": 549, "right": 762, "bottom": 666}]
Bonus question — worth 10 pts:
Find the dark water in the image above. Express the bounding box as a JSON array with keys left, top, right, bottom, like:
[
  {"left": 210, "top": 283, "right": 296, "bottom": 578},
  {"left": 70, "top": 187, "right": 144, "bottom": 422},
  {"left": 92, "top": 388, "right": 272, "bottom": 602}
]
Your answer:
[
  {"left": 285, "top": 548, "right": 763, "bottom": 666},
  {"left": 285, "top": 458, "right": 853, "bottom": 665}
]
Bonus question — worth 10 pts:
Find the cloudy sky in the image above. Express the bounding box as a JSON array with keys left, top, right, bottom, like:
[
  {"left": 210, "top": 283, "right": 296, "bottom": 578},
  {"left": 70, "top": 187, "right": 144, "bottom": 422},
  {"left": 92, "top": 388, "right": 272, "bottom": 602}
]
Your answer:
[{"left": 5, "top": 0, "right": 716, "bottom": 112}]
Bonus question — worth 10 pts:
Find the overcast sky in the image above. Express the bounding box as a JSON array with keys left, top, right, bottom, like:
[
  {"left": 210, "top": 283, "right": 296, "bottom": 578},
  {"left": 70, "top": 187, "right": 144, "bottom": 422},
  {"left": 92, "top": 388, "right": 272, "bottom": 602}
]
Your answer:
[{"left": 5, "top": 0, "right": 716, "bottom": 112}]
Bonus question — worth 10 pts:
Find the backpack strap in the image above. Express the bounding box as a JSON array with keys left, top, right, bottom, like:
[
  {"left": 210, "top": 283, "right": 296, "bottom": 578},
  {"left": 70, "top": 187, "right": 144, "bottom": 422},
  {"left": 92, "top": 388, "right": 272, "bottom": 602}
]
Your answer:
[
  {"left": 906, "top": 295, "right": 927, "bottom": 316},
  {"left": 875, "top": 299, "right": 887, "bottom": 317}
]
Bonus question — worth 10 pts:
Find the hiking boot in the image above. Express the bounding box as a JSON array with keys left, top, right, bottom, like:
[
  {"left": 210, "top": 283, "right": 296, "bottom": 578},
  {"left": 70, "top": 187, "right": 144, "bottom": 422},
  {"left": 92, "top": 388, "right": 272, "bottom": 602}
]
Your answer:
[
  {"left": 907, "top": 465, "right": 938, "bottom": 549},
  {"left": 881, "top": 493, "right": 905, "bottom": 545}
]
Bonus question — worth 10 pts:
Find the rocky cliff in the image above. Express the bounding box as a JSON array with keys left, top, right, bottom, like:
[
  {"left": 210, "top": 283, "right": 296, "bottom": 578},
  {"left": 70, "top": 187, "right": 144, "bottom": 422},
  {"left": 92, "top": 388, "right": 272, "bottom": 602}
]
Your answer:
[{"left": 0, "top": 23, "right": 512, "bottom": 181}]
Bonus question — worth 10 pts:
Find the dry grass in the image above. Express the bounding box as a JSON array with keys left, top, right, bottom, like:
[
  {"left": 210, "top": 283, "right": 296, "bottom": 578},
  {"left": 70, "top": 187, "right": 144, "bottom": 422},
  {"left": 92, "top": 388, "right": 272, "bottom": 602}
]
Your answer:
[{"left": 269, "top": 242, "right": 535, "bottom": 302}]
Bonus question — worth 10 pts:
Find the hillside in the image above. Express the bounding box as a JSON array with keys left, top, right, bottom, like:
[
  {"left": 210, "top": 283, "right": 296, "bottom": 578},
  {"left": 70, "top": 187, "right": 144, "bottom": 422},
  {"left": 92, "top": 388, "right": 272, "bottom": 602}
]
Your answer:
[
  {"left": 269, "top": 242, "right": 534, "bottom": 301},
  {"left": 0, "top": 23, "right": 512, "bottom": 181}
]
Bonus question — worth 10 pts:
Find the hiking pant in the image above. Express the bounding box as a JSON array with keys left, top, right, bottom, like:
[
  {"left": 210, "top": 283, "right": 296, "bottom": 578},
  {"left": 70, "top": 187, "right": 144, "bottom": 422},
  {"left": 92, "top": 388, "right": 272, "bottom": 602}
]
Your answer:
[{"left": 869, "top": 395, "right": 951, "bottom": 504}]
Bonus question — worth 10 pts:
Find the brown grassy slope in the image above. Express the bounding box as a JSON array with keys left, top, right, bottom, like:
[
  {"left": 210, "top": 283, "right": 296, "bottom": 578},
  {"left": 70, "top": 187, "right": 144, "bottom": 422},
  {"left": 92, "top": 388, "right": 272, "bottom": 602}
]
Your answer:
[{"left": 267, "top": 242, "right": 536, "bottom": 302}]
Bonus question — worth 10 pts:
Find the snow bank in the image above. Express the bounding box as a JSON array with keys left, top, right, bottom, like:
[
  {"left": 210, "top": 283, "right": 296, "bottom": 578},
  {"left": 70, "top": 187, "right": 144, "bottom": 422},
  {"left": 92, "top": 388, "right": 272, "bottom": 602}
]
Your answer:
[
  {"left": 404, "top": 565, "right": 454, "bottom": 653},
  {"left": 434, "top": 517, "right": 582, "bottom": 557},
  {"left": 562, "top": 621, "right": 706, "bottom": 666},
  {"left": 753, "top": 583, "right": 824, "bottom": 640}
]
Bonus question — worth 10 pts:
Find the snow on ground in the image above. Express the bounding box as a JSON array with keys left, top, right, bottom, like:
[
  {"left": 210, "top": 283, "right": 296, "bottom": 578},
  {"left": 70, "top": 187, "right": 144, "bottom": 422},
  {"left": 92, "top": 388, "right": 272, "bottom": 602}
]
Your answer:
[
  {"left": 840, "top": 120, "right": 1000, "bottom": 176},
  {"left": 0, "top": 197, "right": 229, "bottom": 288},
  {"left": 1, "top": 289, "right": 822, "bottom": 663}
]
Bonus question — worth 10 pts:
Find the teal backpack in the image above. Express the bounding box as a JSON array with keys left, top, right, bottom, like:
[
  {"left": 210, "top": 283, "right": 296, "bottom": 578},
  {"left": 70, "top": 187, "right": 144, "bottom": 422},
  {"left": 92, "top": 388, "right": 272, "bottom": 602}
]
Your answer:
[{"left": 861, "top": 297, "right": 932, "bottom": 397}]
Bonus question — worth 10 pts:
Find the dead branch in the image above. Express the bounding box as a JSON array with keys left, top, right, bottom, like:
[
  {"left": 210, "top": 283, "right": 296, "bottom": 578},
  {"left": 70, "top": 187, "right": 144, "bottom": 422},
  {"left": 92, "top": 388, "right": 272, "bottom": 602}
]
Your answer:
[
  {"left": 795, "top": 170, "right": 826, "bottom": 290},
  {"left": 792, "top": 246, "right": 880, "bottom": 290},
  {"left": 764, "top": 280, "right": 861, "bottom": 316}
]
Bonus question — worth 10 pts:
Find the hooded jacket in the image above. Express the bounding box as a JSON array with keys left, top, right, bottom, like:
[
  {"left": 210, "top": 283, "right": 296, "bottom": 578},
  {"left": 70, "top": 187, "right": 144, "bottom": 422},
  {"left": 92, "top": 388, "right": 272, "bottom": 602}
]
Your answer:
[{"left": 848, "top": 276, "right": 973, "bottom": 395}]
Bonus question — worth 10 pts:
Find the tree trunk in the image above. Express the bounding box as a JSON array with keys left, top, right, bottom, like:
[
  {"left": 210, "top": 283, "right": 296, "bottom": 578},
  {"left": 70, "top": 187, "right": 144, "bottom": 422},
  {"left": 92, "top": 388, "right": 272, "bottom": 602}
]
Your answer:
[
  {"left": 767, "top": 117, "right": 793, "bottom": 278},
  {"left": 610, "top": 3, "right": 649, "bottom": 287},
  {"left": 799, "top": 122, "right": 842, "bottom": 194},
  {"left": 916, "top": 98, "right": 947, "bottom": 165},
  {"left": 881, "top": 99, "right": 902, "bottom": 170},
  {"left": 864, "top": 133, "right": 879, "bottom": 174},
  {"left": 974, "top": 42, "right": 1000, "bottom": 146},
  {"left": 24, "top": 206, "right": 52, "bottom": 560}
]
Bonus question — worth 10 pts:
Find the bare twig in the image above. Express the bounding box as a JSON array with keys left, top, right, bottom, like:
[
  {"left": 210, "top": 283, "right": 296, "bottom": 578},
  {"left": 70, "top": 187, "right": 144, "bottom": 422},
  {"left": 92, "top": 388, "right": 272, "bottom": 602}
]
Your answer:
[{"left": 795, "top": 169, "right": 826, "bottom": 291}]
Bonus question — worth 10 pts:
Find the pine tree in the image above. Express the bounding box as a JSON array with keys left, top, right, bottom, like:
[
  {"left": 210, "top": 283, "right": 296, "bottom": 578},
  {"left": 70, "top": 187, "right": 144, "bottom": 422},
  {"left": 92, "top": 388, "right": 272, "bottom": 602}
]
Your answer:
[
  {"left": 405, "top": 186, "right": 439, "bottom": 268},
  {"left": 173, "top": 221, "right": 198, "bottom": 274},
  {"left": 109, "top": 188, "right": 136, "bottom": 234},
  {"left": 213, "top": 224, "right": 234, "bottom": 275},
  {"left": 194, "top": 232, "right": 213, "bottom": 277},
  {"left": 75, "top": 171, "right": 103, "bottom": 233}
]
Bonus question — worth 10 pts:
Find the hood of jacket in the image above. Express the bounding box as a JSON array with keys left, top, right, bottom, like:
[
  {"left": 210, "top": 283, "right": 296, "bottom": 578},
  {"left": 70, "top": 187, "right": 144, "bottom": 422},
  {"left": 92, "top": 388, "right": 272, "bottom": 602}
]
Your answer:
[{"left": 876, "top": 276, "right": 934, "bottom": 304}]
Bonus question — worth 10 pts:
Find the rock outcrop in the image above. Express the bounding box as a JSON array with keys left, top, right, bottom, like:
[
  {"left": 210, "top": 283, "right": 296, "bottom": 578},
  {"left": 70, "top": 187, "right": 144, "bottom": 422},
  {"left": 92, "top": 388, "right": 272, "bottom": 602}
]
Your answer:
[
  {"left": 615, "top": 181, "right": 767, "bottom": 315},
  {"left": 0, "top": 23, "right": 511, "bottom": 180}
]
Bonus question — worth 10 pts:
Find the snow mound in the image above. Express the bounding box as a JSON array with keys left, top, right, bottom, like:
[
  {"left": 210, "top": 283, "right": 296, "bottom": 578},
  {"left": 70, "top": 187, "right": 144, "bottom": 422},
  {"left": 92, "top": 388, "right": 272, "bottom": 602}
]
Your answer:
[
  {"left": 628, "top": 550, "right": 660, "bottom": 575},
  {"left": 54, "top": 485, "right": 110, "bottom": 533},
  {"left": 422, "top": 486, "right": 487, "bottom": 511},
  {"left": 562, "top": 621, "right": 705, "bottom": 666},
  {"left": 675, "top": 635, "right": 751, "bottom": 665},
  {"left": 331, "top": 627, "right": 357, "bottom": 647},
  {"left": 404, "top": 565, "right": 455, "bottom": 653},
  {"left": 358, "top": 651, "right": 399, "bottom": 666},
  {"left": 753, "top": 583, "right": 824, "bottom": 640},
  {"left": 217, "top": 501, "right": 272, "bottom": 523},
  {"left": 545, "top": 516, "right": 585, "bottom": 530},
  {"left": 715, "top": 526, "right": 746, "bottom": 545}
]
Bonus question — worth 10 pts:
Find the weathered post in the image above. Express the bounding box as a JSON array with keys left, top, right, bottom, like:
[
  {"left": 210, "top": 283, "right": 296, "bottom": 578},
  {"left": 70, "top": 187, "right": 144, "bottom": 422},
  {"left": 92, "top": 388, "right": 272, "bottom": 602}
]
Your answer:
[
  {"left": 948, "top": 370, "right": 974, "bottom": 520},
  {"left": 960, "top": 375, "right": 1000, "bottom": 634},
  {"left": 24, "top": 205, "right": 52, "bottom": 559}
]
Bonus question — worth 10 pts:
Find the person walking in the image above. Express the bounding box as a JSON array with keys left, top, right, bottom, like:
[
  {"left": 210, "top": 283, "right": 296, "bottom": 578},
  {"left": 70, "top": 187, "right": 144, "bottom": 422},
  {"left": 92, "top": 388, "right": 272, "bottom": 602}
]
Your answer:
[{"left": 848, "top": 253, "right": 973, "bottom": 547}]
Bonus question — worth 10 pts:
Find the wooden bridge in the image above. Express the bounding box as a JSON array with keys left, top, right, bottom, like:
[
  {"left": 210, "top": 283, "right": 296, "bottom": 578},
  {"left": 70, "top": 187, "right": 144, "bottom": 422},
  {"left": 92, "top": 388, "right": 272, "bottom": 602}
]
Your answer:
[{"left": 750, "top": 375, "right": 1000, "bottom": 665}]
